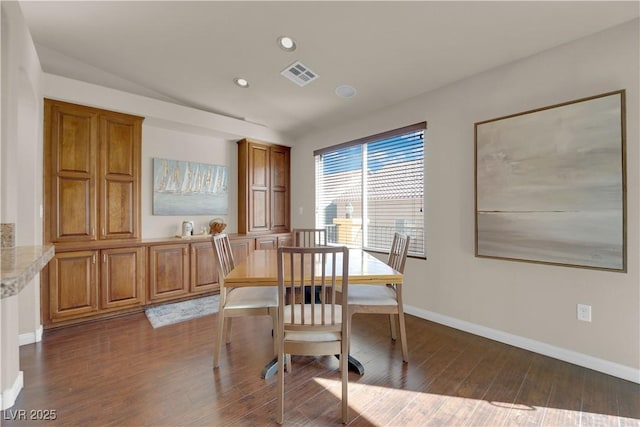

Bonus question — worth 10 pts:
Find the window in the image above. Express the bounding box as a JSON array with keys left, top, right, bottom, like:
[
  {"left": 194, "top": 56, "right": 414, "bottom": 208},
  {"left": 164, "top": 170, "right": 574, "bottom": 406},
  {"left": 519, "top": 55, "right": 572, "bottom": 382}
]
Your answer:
[{"left": 314, "top": 122, "right": 425, "bottom": 257}]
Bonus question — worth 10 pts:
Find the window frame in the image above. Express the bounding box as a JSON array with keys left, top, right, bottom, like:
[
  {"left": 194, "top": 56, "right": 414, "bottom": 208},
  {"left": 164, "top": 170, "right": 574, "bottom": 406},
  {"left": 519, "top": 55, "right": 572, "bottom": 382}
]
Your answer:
[{"left": 314, "top": 122, "right": 426, "bottom": 259}]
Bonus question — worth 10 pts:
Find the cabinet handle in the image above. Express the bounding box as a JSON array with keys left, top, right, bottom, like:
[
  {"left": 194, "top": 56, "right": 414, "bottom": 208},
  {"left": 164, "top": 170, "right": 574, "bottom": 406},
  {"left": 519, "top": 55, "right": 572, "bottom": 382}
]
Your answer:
[
  {"left": 92, "top": 254, "right": 96, "bottom": 264},
  {"left": 103, "top": 254, "right": 107, "bottom": 263}
]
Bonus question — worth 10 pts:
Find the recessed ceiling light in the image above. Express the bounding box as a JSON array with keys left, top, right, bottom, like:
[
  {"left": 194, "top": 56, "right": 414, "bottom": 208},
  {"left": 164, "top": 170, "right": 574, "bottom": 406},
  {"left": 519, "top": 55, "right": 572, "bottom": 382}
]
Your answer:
[
  {"left": 335, "top": 85, "right": 356, "bottom": 98},
  {"left": 234, "top": 77, "right": 249, "bottom": 88},
  {"left": 277, "top": 36, "right": 296, "bottom": 52}
]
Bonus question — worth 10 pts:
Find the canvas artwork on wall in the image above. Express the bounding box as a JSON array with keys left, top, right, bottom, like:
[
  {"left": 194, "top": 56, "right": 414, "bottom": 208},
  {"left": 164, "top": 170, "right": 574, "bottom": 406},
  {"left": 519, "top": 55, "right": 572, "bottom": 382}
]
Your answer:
[
  {"left": 475, "top": 90, "right": 626, "bottom": 271},
  {"left": 153, "top": 158, "right": 229, "bottom": 216}
]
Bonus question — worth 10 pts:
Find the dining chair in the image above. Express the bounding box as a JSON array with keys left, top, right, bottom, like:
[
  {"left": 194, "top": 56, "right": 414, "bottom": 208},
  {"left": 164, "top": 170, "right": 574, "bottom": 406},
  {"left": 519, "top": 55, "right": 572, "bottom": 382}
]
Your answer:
[
  {"left": 346, "top": 232, "right": 410, "bottom": 362},
  {"left": 212, "top": 233, "right": 278, "bottom": 368},
  {"left": 292, "top": 228, "right": 327, "bottom": 247},
  {"left": 292, "top": 228, "right": 328, "bottom": 303},
  {"left": 276, "top": 245, "right": 350, "bottom": 424}
]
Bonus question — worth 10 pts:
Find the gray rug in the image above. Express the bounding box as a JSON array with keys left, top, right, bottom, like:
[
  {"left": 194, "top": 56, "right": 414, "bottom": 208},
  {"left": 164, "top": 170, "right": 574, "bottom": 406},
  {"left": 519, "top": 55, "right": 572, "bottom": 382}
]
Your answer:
[{"left": 145, "top": 295, "right": 220, "bottom": 328}]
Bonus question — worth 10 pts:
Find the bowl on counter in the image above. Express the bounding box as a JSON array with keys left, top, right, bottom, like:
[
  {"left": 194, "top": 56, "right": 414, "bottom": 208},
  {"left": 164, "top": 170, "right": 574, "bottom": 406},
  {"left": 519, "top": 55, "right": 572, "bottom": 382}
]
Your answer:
[{"left": 209, "top": 219, "right": 227, "bottom": 235}]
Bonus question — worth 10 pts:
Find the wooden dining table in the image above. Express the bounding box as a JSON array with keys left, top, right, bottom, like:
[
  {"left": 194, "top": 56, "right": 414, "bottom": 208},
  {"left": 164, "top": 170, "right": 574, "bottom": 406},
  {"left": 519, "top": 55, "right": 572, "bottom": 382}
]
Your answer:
[{"left": 224, "top": 248, "right": 403, "bottom": 379}]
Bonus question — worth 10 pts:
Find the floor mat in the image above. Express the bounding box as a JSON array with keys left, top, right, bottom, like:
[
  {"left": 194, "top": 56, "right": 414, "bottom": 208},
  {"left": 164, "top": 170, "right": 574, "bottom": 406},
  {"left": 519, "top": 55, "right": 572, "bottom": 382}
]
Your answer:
[{"left": 145, "top": 295, "right": 220, "bottom": 328}]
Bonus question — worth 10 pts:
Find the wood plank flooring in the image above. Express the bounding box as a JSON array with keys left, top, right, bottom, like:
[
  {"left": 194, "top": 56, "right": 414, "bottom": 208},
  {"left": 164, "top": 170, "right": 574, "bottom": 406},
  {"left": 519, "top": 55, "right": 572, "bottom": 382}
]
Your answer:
[{"left": 2, "top": 311, "right": 638, "bottom": 426}]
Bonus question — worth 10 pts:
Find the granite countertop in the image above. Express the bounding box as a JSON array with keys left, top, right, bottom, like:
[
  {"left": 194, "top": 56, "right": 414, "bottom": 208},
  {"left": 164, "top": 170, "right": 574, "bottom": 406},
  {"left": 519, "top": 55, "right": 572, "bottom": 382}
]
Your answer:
[{"left": 1, "top": 245, "right": 55, "bottom": 299}]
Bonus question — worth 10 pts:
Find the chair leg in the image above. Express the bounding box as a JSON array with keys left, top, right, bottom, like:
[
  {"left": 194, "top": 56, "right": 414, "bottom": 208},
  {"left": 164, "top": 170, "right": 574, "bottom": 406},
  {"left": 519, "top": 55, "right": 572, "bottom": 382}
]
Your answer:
[
  {"left": 214, "top": 313, "right": 226, "bottom": 368},
  {"left": 277, "top": 342, "right": 285, "bottom": 423},
  {"left": 397, "top": 311, "right": 408, "bottom": 363},
  {"left": 389, "top": 313, "right": 397, "bottom": 341},
  {"left": 396, "top": 289, "right": 408, "bottom": 363},
  {"left": 270, "top": 309, "right": 278, "bottom": 357},
  {"left": 225, "top": 317, "right": 233, "bottom": 344},
  {"left": 346, "top": 309, "right": 354, "bottom": 365},
  {"left": 341, "top": 335, "right": 349, "bottom": 423}
]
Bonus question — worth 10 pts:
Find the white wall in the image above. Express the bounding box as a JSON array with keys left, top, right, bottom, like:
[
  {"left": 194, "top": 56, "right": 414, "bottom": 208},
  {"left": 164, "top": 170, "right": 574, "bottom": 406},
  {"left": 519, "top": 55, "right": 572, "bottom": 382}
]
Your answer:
[
  {"left": 1, "top": 0, "right": 43, "bottom": 408},
  {"left": 291, "top": 19, "right": 640, "bottom": 382},
  {"left": 141, "top": 125, "right": 238, "bottom": 238},
  {"left": 1, "top": 2, "right": 42, "bottom": 244},
  {"left": 2, "top": 0, "right": 44, "bottom": 340}
]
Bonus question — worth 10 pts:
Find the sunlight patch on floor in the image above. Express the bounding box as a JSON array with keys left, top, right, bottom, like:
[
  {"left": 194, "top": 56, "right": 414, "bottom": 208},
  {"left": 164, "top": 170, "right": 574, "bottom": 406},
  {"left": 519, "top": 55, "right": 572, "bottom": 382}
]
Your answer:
[{"left": 313, "top": 377, "right": 627, "bottom": 425}]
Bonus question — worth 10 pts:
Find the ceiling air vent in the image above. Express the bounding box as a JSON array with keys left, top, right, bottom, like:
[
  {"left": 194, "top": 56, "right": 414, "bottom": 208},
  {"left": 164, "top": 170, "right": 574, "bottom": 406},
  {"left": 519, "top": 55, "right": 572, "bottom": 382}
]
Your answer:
[{"left": 280, "top": 61, "right": 319, "bottom": 87}]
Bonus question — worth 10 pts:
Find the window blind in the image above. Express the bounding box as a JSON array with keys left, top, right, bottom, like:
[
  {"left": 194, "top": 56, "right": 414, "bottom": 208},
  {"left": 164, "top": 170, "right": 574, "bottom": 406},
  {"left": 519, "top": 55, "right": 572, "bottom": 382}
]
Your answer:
[{"left": 315, "top": 123, "right": 425, "bottom": 257}]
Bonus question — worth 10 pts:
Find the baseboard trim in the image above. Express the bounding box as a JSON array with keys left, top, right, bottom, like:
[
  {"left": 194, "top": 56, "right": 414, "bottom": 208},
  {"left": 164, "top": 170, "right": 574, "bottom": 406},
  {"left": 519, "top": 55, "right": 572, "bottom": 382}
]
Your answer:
[
  {"left": 18, "top": 325, "right": 43, "bottom": 346},
  {"left": 0, "top": 371, "right": 23, "bottom": 410},
  {"left": 404, "top": 305, "right": 640, "bottom": 384}
]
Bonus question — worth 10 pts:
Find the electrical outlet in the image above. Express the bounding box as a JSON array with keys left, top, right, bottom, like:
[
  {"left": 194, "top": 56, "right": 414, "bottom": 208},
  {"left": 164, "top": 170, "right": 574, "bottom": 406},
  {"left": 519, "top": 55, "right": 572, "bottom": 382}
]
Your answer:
[{"left": 577, "top": 304, "right": 592, "bottom": 322}]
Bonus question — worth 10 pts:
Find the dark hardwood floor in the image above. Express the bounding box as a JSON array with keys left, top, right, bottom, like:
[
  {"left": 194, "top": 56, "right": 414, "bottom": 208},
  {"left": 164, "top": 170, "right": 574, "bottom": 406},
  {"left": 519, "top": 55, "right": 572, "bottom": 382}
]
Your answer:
[{"left": 2, "top": 310, "right": 639, "bottom": 426}]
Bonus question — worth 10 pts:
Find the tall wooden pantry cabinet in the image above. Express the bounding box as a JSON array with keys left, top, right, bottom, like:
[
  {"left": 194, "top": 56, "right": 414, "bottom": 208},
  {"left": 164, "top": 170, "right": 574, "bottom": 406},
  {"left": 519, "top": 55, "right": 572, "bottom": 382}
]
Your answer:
[
  {"left": 237, "top": 139, "right": 290, "bottom": 234},
  {"left": 43, "top": 99, "right": 144, "bottom": 325}
]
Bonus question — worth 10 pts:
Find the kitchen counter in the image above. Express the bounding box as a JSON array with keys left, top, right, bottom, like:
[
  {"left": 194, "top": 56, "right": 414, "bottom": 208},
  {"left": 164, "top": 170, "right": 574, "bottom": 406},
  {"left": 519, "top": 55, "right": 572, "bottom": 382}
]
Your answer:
[{"left": 0, "top": 245, "right": 54, "bottom": 299}]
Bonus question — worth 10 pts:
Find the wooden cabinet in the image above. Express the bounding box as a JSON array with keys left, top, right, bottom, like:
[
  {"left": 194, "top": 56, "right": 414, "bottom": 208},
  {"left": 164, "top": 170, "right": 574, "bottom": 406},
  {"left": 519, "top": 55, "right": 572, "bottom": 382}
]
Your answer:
[
  {"left": 256, "top": 235, "right": 277, "bottom": 250},
  {"left": 49, "top": 251, "right": 99, "bottom": 321},
  {"left": 269, "top": 145, "right": 290, "bottom": 232},
  {"left": 48, "top": 246, "right": 146, "bottom": 323},
  {"left": 237, "top": 139, "right": 290, "bottom": 234},
  {"left": 229, "top": 236, "right": 255, "bottom": 265},
  {"left": 44, "top": 99, "right": 142, "bottom": 244},
  {"left": 277, "top": 233, "right": 293, "bottom": 247},
  {"left": 99, "top": 112, "right": 142, "bottom": 240},
  {"left": 148, "top": 243, "right": 190, "bottom": 302},
  {"left": 100, "top": 247, "right": 146, "bottom": 310},
  {"left": 190, "top": 240, "right": 218, "bottom": 294},
  {"left": 46, "top": 102, "right": 98, "bottom": 243},
  {"left": 256, "top": 233, "right": 292, "bottom": 250},
  {"left": 43, "top": 99, "right": 145, "bottom": 327},
  {"left": 42, "top": 234, "right": 282, "bottom": 328}
]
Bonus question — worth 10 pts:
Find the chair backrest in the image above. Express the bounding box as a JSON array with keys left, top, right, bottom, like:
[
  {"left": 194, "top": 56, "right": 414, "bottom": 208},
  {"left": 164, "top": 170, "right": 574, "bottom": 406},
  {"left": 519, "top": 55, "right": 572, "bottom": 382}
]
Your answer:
[
  {"left": 293, "top": 228, "right": 327, "bottom": 247},
  {"left": 277, "top": 246, "right": 349, "bottom": 332},
  {"left": 387, "top": 232, "right": 410, "bottom": 274},
  {"left": 212, "top": 233, "right": 235, "bottom": 279}
]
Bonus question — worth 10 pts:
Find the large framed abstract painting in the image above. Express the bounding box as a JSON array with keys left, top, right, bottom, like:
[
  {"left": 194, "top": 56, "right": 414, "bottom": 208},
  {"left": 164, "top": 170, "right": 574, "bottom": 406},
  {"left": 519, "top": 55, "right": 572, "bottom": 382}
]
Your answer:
[
  {"left": 475, "top": 90, "right": 626, "bottom": 271},
  {"left": 153, "top": 158, "right": 229, "bottom": 216}
]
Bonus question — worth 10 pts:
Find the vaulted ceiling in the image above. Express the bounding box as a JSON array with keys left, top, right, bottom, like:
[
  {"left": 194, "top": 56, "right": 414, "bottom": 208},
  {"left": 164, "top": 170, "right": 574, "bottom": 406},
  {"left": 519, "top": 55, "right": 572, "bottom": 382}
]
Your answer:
[{"left": 19, "top": 1, "right": 639, "bottom": 139}]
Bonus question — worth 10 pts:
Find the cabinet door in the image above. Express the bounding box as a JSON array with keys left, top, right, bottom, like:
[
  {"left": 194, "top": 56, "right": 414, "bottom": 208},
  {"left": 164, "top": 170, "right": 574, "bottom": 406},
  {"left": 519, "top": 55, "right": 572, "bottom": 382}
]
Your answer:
[
  {"left": 190, "top": 241, "right": 218, "bottom": 293},
  {"left": 101, "top": 247, "right": 146, "bottom": 310},
  {"left": 277, "top": 233, "right": 293, "bottom": 247},
  {"left": 99, "top": 113, "right": 142, "bottom": 240},
  {"left": 148, "top": 244, "right": 189, "bottom": 301},
  {"left": 256, "top": 236, "right": 277, "bottom": 250},
  {"left": 49, "top": 250, "right": 98, "bottom": 321},
  {"left": 270, "top": 145, "right": 290, "bottom": 232},
  {"left": 238, "top": 139, "right": 291, "bottom": 234},
  {"left": 248, "top": 143, "right": 270, "bottom": 233},
  {"left": 230, "top": 237, "right": 255, "bottom": 266},
  {"left": 46, "top": 101, "right": 99, "bottom": 243}
]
